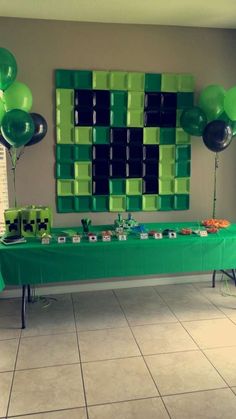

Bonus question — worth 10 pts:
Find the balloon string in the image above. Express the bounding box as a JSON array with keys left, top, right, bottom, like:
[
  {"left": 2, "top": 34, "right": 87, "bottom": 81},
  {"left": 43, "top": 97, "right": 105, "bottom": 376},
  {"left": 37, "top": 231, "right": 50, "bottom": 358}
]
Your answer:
[
  {"left": 212, "top": 152, "right": 219, "bottom": 219},
  {"left": 8, "top": 147, "right": 18, "bottom": 208}
]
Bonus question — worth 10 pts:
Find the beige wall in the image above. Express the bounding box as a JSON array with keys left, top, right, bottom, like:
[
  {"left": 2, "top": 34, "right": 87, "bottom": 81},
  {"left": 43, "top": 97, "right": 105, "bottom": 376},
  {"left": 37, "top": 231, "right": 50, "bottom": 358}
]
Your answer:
[{"left": 0, "top": 17, "right": 236, "bottom": 227}]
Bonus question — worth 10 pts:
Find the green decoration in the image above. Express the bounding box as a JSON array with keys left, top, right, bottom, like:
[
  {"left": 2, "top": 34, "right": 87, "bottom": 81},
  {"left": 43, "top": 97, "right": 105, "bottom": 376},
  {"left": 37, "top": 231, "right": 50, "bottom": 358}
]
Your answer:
[
  {"left": 1, "top": 109, "right": 34, "bottom": 148},
  {"left": 4, "top": 81, "right": 33, "bottom": 112},
  {"left": 0, "top": 97, "right": 6, "bottom": 124},
  {"left": 224, "top": 86, "right": 236, "bottom": 121},
  {"left": 180, "top": 107, "right": 207, "bottom": 136},
  {"left": 198, "top": 84, "right": 225, "bottom": 121},
  {"left": 0, "top": 47, "right": 17, "bottom": 91}
]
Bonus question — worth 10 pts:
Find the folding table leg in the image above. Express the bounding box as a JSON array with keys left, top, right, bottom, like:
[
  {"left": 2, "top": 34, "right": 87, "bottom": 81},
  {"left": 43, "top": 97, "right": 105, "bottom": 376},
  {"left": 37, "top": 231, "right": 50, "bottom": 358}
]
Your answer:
[
  {"left": 27, "top": 284, "right": 31, "bottom": 303},
  {"left": 212, "top": 270, "right": 216, "bottom": 288},
  {"left": 21, "top": 285, "right": 27, "bottom": 329},
  {"left": 232, "top": 269, "right": 236, "bottom": 287}
]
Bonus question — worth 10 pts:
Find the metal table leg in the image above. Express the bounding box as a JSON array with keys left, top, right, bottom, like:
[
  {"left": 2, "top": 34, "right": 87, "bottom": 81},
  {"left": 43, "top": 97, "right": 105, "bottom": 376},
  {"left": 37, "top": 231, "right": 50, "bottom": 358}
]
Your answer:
[
  {"left": 212, "top": 270, "right": 216, "bottom": 288},
  {"left": 27, "top": 284, "right": 31, "bottom": 303},
  {"left": 21, "top": 285, "right": 27, "bottom": 329}
]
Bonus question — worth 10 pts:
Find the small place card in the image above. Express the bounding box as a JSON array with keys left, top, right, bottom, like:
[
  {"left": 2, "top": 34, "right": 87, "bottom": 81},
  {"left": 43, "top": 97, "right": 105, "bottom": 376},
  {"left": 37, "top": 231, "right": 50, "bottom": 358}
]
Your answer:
[
  {"left": 199, "top": 230, "right": 208, "bottom": 237},
  {"left": 168, "top": 232, "right": 177, "bottom": 239},
  {"left": 89, "top": 235, "right": 97, "bottom": 242},
  {"left": 57, "top": 236, "right": 66, "bottom": 244},
  {"left": 140, "top": 232, "right": 148, "bottom": 240},
  {"left": 41, "top": 237, "right": 50, "bottom": 245},
  {"left": 102, "top": 235, "right": 111, "bottom": 242},
  {"left": 153, "top": 232, "right": 163, "bottom": 239},
  {"left": 118, "top": 234, "right": 127, "bottom": 241},
  {"left": 72, "top": 235, "right": 81, "bottom": 243}
]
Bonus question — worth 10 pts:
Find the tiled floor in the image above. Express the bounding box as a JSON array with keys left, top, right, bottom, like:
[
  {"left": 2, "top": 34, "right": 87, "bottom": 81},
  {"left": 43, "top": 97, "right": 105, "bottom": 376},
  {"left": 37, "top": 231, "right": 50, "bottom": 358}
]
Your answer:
[{"left": 1, "top": 280, "right": 236, "bottom": 418}]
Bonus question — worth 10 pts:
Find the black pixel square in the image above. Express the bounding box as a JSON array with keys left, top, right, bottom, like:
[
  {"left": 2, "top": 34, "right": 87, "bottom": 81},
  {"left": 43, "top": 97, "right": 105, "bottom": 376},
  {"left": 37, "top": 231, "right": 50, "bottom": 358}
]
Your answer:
[
  {"left": 143, "top": 145, "right": 159, "bottom": 161},
  {"left": 93, "top": 109, "right": 110, "bottom": 126},
  {"left": 145, "top": 93, "right": 162, "bottom": 110},
  {"left": 160, "top": 110, "right": 176, "bottom": 127},
  {"left": 110, "top": 128, "right": 127, "bottom": 145},
  {"left": 111, "top": 145, "right": 127, "bottom": 160},
  {"left": 144, "top": 111, "right": 161, "bottom": 127},
  {"left": 93, "top": 90, "right": 110, "bottom": 108},
  {"left": 93, "top": 178, "right": 109, "bottom": 195},
  {"left": 127, "top": 145, "right": 143, "bottom": 160},
  {"left": 93, "top": 145, "right": 110, "bottom": 161},
  {"left": 74, "top": 90, "right": 94, "bottom": 108},
  {"left": 93, "top": 161, "right": 110, "bottom": 177},
  {"left": 128, "top": 160, "right": 143, "bottom": 178},
  {"left": 127, "top": 128, "right": 143, "bottom": 144},
  {"left": 162, "top": 93, "right": 177, "bottom": 109},
  {"left": 143, "top": 161, "right": 159, "bottom": 177},
  {"left": 74, "top": 108, "right": 93, "bottom": 126},
  {"left": 143, "top": 177, "right": 159, "bottom": 194},
  {"left": 110, "top": 161, "right": 127, "bottom": 178}
]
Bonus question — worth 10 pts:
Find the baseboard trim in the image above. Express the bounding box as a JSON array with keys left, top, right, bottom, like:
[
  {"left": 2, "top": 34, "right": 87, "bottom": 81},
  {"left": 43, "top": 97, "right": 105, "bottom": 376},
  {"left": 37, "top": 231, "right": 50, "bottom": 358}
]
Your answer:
[{"left": 1, "top": 273, "right": 212, "bottom": 298}]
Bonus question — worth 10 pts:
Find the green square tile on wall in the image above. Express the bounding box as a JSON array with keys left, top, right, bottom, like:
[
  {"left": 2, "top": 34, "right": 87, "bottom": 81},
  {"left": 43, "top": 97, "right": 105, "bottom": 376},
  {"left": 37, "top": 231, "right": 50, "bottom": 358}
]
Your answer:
[
  {"left": 176, "top": 109, "right": 182, "bottom": 128},
  {"left": 75, "top": 145, "right": 92, "bottom": 161},
  {"left": 110, "top": 91, "right": 128, "bottom": 110},
  {"left": 55, "top": 70, "right": 74, "bottom": 89},
  {"left": 174, "top": 194, "right": 190, "bottom": 210},
  {"left": 161, "top": 73, "right": 178, "bottom": 92},
  {"left": 159, "top": 178, "right": 175, "bottom": 195},
  {"left": 159, "top": 162, "right": 175, "bottom": 178},
  {"left": 159, "top": 195, "right": 174, "bottom": 211},
  {"left": 74, "top": 127, "right": 93, "bottom": 144},
  {"left": 75, "top": 196, "right": 92, "bottom": 212},
  {"left": 127, "top": 110, "right": 143, "bottom": 127},
  {"left": 109, "top": 179, "right": 126, "bottom": 195},
  {"left": 56, "top": 145, "right": 75, "bottom": 162},
  {"left": 76, "top": 180, "right": 92, "bottom": 195},
  {"left": 175, "top": 128, "right": 190, "bottom": 144},
  {"left": 110, "top": 72, "right": 128, "bottom": 90},
  {"left": 127, "top": 92, "right": 144, "bottom": 109},
  {"left": 126, "top": 196, "right": 142, "bottom": 211},
  {"left": 110, "top": 110, "right": 127, "bottom": 127},
  {"left": 145, "top": 73, "right": 161, "bottom": 92},
  {"left": 160, "top": 128, "right": 175, "bottom": 145},
  {"left": 93, "top": 127, "right": 110, "bottom": 144},
  {"left": 143, "top": 128, "right": 160, "bottom": 144},
  {"left": 56, "top": 108, "right": 74, "bottom": 126},
  {"left": 177, "top": 74, "right": 195, "bottom": 92},
  {"left": 57, "top": 180, "right": 75, "bottom": 196},
  {"left": 93, "top": 71, "right": 110, "bottom": 90},
  {"left": 56, "top": 163, "right": 74, "bottom": 179},
  {"left": 57, "top": 196, "right": 75, "bottom": 212},
  {"left": 56, "top": 126, "right": 74, "bottom": 144},
  {"left": 176, "top": 145, "right": 191, "bottom": 161},
  {"left": 174, "top": 178, "right": 190, "bottom": 194},
  {"left": 92, "top": 196, "right": 109, "bottom": 211},
  {"left": 159, "top": 145, "right": 175, "bottom": 162},
  {"left": 142, "top": 195, "right": 159, "bottom": 211},
  {"left": 74, "top": 162, "right": 92, "bottom": 179},
  {"left": 177, "top": 93, "right": 194, "bottom": 110},
  {"left": 73, "top": 70, "right": 92, "bottom": 89},
  {"left": 175, "top": 161, "right": 191, "bottom": 177},
  {"left": 109, "top": 195, "right": 126, "bottom": 212},
  {"left": 126, "top": 178, "right": 142, "bottom": 195},
  {"left": 127, "top": 72, "right": 145, "bottom": 91},
  {"left": 56, "top": 89, "right": 74, "bottom": 108}
]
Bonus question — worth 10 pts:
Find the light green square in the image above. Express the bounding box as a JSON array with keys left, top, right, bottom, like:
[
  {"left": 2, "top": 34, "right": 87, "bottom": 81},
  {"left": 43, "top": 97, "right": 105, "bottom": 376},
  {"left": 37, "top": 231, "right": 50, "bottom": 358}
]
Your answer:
[
  {"left": 76, "top": 180, "right": 92, "bottom": 195},
  {"left": 143, "top": 128, "right": 160, "bottom": 144},
  {"left": 159, "top": 162, "right": 175, "bottom": 178},
  {"left": 176, "top": 128, "right": 191, "bottom": 144},
  {"left": 127, "top": 92, "right": 144, "bottom": 109},
  {"left": 127, "top": 72, "right": 145, "bottom": 91},
  {"left": 176, "top": 109, "right": 183, "bottom": 128},
  {"left": 74, "top": 162, "right": 92, "bottom": 179},
  {"left": 57, "top": 180, "right": 75, "bottom": 196},
  {"left": 56, "top": 125, "right": 74, "bottom": 144},
  {"left": 92, "top": 71, "right": 110, "bottom": 89},
  {"left": 56, "top": 89, "right": 74, "bottom": 107},
  {"left": 126, "top": 179, "right": 142, "bottom": 195},
  {"left": 174, "top": 178, "right": 190, "bottom": 194},
  {"left": 74, "top": 127, "right": 92, "bottom": 144},
  {"left": 161, "top": 73, "right": 178, "bottom": 92},
  {"left": 142, "top": 195, "right": 159, "bottom": 211},
  {"left": 159, "top": 145, "right": 175, "bottom": 162},
  {"left": 110, "top": 71, "right": 128, "bottom": 90},
  {"left": 56, "top": 108, "right": 74, "bottom": 126},
  {"left": 159, "top": 179, "right": 175, "bottom": 195},
  {"left": 127, "top": 110, "right": 143, "bottom": 127},
  {"left": 109, "top": 195, "right": 126, "bottom": 212},
  {"left": 177, "top": 74, "right": 194, "bottom": 92}
]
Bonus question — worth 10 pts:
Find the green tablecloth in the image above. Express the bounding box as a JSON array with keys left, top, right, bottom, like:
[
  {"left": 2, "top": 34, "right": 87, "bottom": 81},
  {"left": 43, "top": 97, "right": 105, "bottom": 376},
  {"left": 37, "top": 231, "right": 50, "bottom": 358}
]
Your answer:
[{"left": 0, "top": 222, "right": 236, "bottom": 291}]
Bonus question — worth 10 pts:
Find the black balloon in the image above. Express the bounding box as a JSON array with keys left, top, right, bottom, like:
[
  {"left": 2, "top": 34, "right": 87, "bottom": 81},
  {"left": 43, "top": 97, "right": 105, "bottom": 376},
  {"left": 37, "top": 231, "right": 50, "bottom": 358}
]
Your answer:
[
  {"left": 25, "top": 113, "right": 47, "bottom": 146},
  {"left": 202, "top": 120, "right": 232, "bottom": 152},
  {"left": 0, "top": 132, "right": 11, "bottom": 149}
]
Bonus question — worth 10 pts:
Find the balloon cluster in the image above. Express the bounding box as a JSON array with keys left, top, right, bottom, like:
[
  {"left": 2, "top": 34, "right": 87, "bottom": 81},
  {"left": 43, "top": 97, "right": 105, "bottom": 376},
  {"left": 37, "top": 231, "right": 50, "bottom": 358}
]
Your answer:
[
  {"left": 180, "top": 84, "right": 236, "bottom": 153},
  {"left": 0, "top": 47, "right": 47, "bottom": 151}
]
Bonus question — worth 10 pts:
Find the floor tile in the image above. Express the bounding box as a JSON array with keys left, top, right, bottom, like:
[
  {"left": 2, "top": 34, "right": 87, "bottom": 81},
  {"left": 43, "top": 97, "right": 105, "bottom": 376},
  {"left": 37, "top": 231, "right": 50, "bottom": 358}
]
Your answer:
[
  {"left": 204, "top": 347, "right": 236, "bottom": 386},
  {"left": 82, "top": 357, "right": 158, "bottom": 405},
  {"left": 28, "top": 294, "right": 73, "bottom": 312},
  {"left": 194, "top": 281, "right": 236, "bottom": 318},
  {"left": 232, "top": 387, "right": 236, "bottom": 395},
  {"left": 88, "top": 397, "right": 169, "bottom": 419},
  {"left": 8, "top": 364, "right": 85, "bottom": 416},
  {"left": 9, "top": 407, "right": 87, "bottom": 418},
  {"left": 72, "top": 290, "right": 118, "bottom": 308},
  {"left": 132, "top": 322, "right": 197, "bottom": 355},
  {"left": 16, "top": 333, "right": 79, "bottom": 370},
  {"left": 0, "top": 316, "right": 21, "bottom": 340},
  {"left": 145, "top": 350, "right": 226, "bottom": 396},
  {"left": 164, "top": 388, "right": 236, "bottom": 419},
  {"left": 0, "top": 339, "right": 18, "bottom": 372},
  {"left": 0, "top": 298, "right": 21, "bottom": 317},
  {"left": 183, "top": 318, "right": 236, "bottom": 349},
  {"left": 115, "top": 287, "right": 177, "bottom": 325},
  {"left": 79, "top": 327, "right": 140, "bottom": 362},
  {"left": 0, "top": 371, "right": 13, "bottom": 418}
]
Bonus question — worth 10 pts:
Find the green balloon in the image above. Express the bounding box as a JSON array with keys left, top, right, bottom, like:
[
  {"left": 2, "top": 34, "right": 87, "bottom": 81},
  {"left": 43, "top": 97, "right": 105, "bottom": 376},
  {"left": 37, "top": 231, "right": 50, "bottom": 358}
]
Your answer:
[
  {"left": 224, "top": 86, "right": 236, "bottom": 121},
  {"left": 217, "top": 112, "right": 236, "bottom": 136},
  {"left": 198, "top": 84, "right": 225, "bottom": 121},
  {"left": 0, "top": 98, "right": 6, "bottom": 124},
  {"left": 1, "top": 109, "right": 34, "bottom": 148},
  {"left": 4, "top": 81, "right": 33, "bottom": 112},
  {"left": 180, "top": 107, "right": 207, "bottom": 136},
  {"left": 0, "top": 48, "right": 17, "bottom": 91}
]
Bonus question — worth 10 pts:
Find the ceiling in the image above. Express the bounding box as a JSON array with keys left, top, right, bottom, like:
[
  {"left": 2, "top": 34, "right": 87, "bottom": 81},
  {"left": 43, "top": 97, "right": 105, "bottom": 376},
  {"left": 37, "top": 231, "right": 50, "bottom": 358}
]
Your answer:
[{"left": 0, "top": 0, "right": 236, "bottom": 29}]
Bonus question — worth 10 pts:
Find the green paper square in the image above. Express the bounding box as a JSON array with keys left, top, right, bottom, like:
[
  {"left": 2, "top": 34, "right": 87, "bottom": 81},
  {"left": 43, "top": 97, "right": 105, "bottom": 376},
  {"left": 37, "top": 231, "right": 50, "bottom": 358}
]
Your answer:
[
  {"left": 56, "top": 108, "right": 74, "bottom": 126},
  {"left": 177, "top": 74, "right": 194, "bottom": 92},
  {"left": 127, "top": 92, "right": 144, "bottom": 109},
  {"left": 57, "top": 196, "right": 75, "bottom": 212},
  {"left": 127, "top": 72, "right": 145, "bottom": 91},
  {"left": 93, "top": 127, "right": 110, "bottom": 144},
  {"left": 55, "top": 70, "right": 74, "bottom": 89},
  {"left": 56, "top": 89, "right": 74, "bottom": 107},
  {"left": 159, "top": 145, "right": 175, "bottom": 162},
  {"left": 159, "top": 195, "right": 174, "bottom": 210},
  {"left": 161, "top": 73, "right": 178, "bottom": 92},
  {"left": 110, "top": 110, "right": 127, "bottom": 127},
  {"left": 174, "top": 194, "right": 190, "bottom": 210},
  {"left": 176, "top": 145, "right": 191, "bottom": 161},
  {"left": 56, "top": 145, "right": 75, "bottom": 162},
  {"left": 109, "top": 195, "right": 126, "bottom": 212},
  {"left": 126, "top": 179, "right": 142, "bottom": 195},
  {"left": 160, "top": 128, "right": 175, "bottom": 145},
  {"left": 57, "top": 179, "right": 75, "bottom": 196},
  {"left": 93, "top": 71, "right": 110, "bottom": 89},
  {"left": 175, "top": 161, "right": 191, "bottom": 177},
  {"left": 126, "top": 196, "right": 142, "bottom": 211},
  {"left": 76, "top": 179, "right": 92, "bottom": 195},
  {"left": 73, "top": 70, "right": 92, "bottom": 89},
  {"left": 74, "top": 162, "right": 91, "bottom": 179},
  {"left": 75, "top": 196, "right": 92, "bottom": 211},
  {"left": 56, "top": 125, "right": 74, "bottom": 144},
  {"left": 109, "top": 179, "right": 126, "bottom": 195},
  {"left": 175, "top": 128, "right": 190, "bottom": 144},
  {"left": 177, "top": 92, "right": 194, "bottom": 109},
  {"left": 110, "top": 71, "right": 128, "bottom": 90},
  {"left": 110, "top": 91, "right": 127, "bottom": 110},
  {"left": 159, "top": 162, "right": 175, "bottom": 178},
  {"left": 56, "top": 163, "right": 74, "bottom": 179},
  {"left": 159, "top": 179, "right": 175, "bottom": 195},
  {"left": 143, "top": 128, "right": 160, "bottom": 144},
  {"left": 92, "top": 196, "right": 109, "bottom": 211},
  {"left": 142, "top": 195, "right": 159, "bottom": 211},
  {"left": 74, "top": 127, "right": 92, "bottom": 144},
  {"left": 145, "top": 73, "right": 161, "bottom": 92},
  {"left": 174, "top": 178, "right": 190, "bottom": 194},
  {"left": 127, "top": 111, "right": 143, "bottom": 127},
  {"left": 75, "top": 145, "right": 92, "bottom": 161},
  {"left": 176, "top": 109, "right": 182, "bottom": 128}
]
